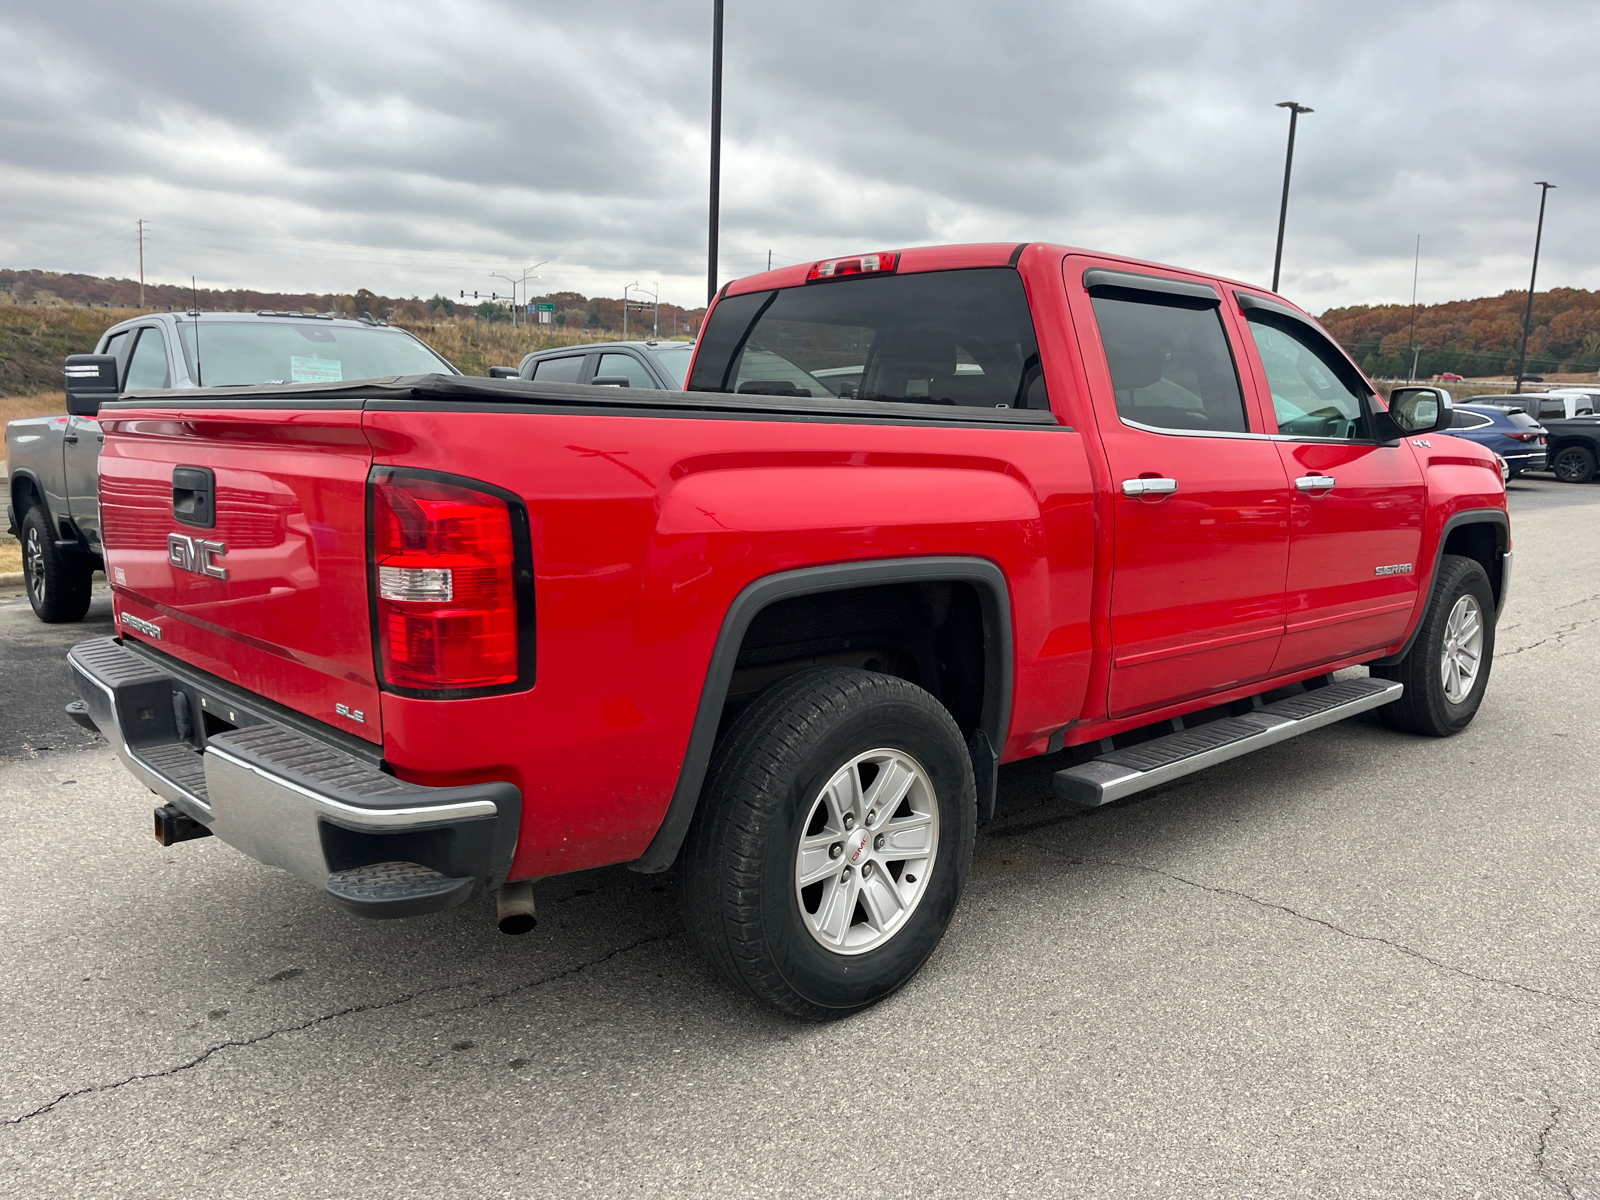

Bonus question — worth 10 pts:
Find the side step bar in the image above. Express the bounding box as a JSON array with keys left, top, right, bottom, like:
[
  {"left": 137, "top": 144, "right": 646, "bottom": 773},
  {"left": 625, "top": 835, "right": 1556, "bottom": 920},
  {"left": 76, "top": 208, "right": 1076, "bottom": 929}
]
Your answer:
[{"left": 1053, "top": 678, "right": 1403, "bottom": 807}]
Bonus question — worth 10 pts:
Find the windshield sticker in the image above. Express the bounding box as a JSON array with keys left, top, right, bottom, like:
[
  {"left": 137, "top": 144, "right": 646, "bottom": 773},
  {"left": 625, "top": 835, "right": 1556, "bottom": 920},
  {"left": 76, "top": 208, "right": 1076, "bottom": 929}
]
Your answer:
[{"left": 291, "top": 356, "right": 342, "bottom": 383}]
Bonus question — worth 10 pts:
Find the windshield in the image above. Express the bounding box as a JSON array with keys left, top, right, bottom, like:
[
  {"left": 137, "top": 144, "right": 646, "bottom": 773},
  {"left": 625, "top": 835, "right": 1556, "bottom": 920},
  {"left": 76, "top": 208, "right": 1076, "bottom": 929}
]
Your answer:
[
  {"left": 175, "top": 320, "right": 456, "bottom": 387},
  {"left": 687, "top": 268, "right": 1048, "bottom": 409},
  {"left": 648, "top": 344, "right": 695, "bottom": 388}
]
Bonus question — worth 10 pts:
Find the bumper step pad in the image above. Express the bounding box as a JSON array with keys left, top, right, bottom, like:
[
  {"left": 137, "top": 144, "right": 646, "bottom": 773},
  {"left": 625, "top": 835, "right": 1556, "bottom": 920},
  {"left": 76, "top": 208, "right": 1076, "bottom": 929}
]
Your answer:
[
  {"left": 324, "top": 862, "right": 475, "bottom": 919},
  {"left": 1054, "top": 677, "right": 1403, "bottom": 807}
]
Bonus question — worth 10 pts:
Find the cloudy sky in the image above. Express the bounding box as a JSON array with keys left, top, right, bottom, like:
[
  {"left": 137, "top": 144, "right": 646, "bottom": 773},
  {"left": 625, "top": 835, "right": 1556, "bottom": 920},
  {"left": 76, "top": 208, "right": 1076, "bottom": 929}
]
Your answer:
[{"left": 2, "top": 0, "right": 1595, "bottom": 312}]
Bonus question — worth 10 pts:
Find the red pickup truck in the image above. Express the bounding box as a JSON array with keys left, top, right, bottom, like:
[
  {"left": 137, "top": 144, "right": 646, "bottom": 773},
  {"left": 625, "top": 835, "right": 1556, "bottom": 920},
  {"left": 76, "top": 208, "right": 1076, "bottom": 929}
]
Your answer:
[{"left": 66, "top": 242, "right": 1509, "bottom": 1019}]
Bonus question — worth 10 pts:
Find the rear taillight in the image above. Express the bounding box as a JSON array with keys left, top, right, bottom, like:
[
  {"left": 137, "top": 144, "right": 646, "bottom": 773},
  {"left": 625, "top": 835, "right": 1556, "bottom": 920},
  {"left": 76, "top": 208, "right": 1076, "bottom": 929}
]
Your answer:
[
  {"left": 1507, "top": 432, "right": 1537, "bottom": 442},
  {"left": 370, "top": 469, "right": 533, "bottom": 695},
  {"left": 806, "top": 251, "right": 898, "bottom": 282}
]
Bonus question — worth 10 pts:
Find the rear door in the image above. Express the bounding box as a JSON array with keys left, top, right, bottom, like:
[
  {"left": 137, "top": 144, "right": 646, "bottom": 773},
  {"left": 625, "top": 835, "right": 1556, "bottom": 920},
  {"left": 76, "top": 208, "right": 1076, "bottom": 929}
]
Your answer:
[
  {"left": 1233, "top": 293, "right": 1426, "bottom": 672},
  {"left": 98, "top": 405, "right": 381, "bottom": 741},
  {"left": 1066, "top": 259, "right": 1291, "bottom": 718}
]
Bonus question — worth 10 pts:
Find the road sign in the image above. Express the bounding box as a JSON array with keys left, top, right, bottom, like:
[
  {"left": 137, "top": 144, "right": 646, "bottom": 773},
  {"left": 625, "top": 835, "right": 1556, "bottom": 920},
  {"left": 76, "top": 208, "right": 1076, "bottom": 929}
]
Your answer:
[{"left": 535, "top": 303, "right": 555, "bottom": 313}]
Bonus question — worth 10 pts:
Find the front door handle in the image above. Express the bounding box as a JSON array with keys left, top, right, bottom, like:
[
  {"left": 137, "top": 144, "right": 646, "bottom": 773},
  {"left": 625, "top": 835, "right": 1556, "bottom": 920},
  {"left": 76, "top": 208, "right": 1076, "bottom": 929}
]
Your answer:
[
  {"left": 1122, "top": 478, "right": 1178, "bottom": 497},
  {"left": 1296, "top": 475, "right": 1337, "bottom": 492},
  {"left": 62, "top": 431, "right": 79, "bottom": 444}
]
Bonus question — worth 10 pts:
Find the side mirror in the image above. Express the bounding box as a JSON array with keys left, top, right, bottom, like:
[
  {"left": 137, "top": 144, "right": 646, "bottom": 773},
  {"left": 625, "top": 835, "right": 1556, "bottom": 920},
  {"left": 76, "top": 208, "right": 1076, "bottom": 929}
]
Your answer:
[
  {"left": 487, "top": 366, "right": 520, "bottom": 379},
  {"left": 1388, "top": 385, "right": 1453, "bottom": 435},
  {"left": 589, "top": 375, "right": 630, "bottom": 388},
  {"left": 64, "top": 354, "right": 119, "bottom": 417}
]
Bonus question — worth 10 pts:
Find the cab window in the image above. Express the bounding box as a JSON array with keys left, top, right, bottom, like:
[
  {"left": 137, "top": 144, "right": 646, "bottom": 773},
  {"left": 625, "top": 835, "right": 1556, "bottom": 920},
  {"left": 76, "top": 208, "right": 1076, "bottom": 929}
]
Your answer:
[
  {"left": 688, "top": 268, "right": 1047, "bottom": 409},
  {"left": 124, "top": 328, "right": 171, "bottom": 390},
  {"left": 594, "top": 353, "right": 657, "bottom": 389},
  {"left": 1244, "top": 313, "right": 1371, "bottom": 441},
  {"left": 531, "top": 355, "right": 584, "bottom": 384},
  {"left": 1089, "top": 293, "right": 1249, "bottom": 433}
]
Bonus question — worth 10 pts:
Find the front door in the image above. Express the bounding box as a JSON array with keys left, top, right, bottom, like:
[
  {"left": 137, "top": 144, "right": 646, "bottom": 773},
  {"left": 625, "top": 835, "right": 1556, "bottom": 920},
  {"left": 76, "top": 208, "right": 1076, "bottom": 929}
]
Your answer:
[
  {"left": 1067, "top": 260, "right": 1291, "bottom": 719},
  {"left": 68, "top": 324, "right": 173, "bottom": 548},
  {"left": 1234, "top": 296, "right": 1426, "bottom": 672}
]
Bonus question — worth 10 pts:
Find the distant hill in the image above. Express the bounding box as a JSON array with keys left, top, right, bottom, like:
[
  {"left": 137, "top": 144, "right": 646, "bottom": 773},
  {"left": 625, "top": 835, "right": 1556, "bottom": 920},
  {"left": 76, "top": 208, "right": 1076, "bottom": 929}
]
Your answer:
[
  {"left": 1318, "top": 287, "right": 1600, "bottom": 379},
  {"left": 0, "top": 269, "right": 705, "bottom": 338},
  {"left": 0, "top": 270, "right": 707, "bottom": 395}
]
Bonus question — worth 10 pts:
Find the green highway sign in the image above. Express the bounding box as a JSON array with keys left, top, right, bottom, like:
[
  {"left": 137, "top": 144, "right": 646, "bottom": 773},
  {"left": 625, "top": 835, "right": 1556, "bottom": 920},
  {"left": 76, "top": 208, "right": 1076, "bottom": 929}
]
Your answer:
[{"left": 535, "top": 303, "right": 556, "bottom": 312}]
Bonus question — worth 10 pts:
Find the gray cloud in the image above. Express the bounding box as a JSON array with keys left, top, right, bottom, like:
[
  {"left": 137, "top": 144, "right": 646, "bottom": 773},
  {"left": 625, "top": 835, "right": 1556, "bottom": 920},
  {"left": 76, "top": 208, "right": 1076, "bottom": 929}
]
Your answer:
[{"left": 0, "top": 0, "right": 1594, "bottom": 310}]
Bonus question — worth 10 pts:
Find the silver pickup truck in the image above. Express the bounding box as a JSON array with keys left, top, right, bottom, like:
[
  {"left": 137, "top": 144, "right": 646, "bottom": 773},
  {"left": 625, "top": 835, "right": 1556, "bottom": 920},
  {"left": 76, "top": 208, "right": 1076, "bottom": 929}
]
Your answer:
[{"left": 7, "top": 310, "right": 459, "bottom": 622}]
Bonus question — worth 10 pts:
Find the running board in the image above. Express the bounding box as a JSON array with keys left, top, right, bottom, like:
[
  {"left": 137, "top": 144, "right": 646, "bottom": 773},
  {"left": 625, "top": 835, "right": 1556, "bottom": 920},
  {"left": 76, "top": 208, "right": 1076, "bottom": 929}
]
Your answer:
[{"left": 1053, "top": 678, "right": 1403, "bottom": 807}]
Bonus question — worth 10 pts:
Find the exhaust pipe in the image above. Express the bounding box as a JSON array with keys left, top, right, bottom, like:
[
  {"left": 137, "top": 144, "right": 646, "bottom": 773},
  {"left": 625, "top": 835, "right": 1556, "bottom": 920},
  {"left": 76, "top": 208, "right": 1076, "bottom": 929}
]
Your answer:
[{"left": 496, "top": 880, "right": 537, "bottom": 935}]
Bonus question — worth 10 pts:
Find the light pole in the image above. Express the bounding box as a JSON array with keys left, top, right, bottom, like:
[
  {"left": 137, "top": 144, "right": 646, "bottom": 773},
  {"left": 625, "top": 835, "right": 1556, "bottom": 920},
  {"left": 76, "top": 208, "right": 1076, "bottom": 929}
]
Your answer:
[
  {"left": 623, "top": 282, "right": 658, "bottom": 340},
  {"left": 489, "top": 262, "right": 547, "bottom": 329},
  {"left": 1271, "top": 101, "right": 1313, "bottom": 293},
  {"left": 707, "top": 0, "right": 724, "bottom": 306},
  {"left": 1514, "top": 182, "right": 1556, "bottom": 394}
]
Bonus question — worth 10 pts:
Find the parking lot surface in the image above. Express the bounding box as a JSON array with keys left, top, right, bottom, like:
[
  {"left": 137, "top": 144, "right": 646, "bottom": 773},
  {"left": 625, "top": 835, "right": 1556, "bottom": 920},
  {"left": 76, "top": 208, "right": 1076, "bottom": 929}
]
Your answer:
[{"left": 2, "top": 478, "right": 1597, "bottom": 1197}]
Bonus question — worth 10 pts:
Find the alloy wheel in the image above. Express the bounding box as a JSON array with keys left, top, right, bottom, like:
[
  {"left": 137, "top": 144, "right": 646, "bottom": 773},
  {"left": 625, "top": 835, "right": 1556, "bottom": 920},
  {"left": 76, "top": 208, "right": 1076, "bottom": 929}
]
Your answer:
[
  {"left": 794, "top": 748, "right": 940, "bottom": 955},
  {"left": 1440, "top": 593, "right": 1484, "bottom": 704},
  {"left": 24, "top": 525, "right": 45, "bottom": 602}
]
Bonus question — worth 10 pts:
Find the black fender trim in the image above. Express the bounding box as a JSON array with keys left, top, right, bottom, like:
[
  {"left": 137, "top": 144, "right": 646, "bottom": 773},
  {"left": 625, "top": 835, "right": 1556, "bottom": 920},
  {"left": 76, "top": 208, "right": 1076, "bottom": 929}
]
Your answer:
[
  {"left": 1370, "top": 507, "right": 1509, "bottom": 666},
  {"left": 630, "top": 556, "right": 1014, "bottom": 872}
]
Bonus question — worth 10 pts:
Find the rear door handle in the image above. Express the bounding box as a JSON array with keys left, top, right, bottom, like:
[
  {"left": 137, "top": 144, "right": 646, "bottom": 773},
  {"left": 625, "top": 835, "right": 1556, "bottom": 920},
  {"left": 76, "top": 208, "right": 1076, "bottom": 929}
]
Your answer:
[
  {"left": 1122, "top": 478, "right": 1178, "bottom": 497},
  {"left": 1296, "top": 475, "right": 1337, "bottom": 491},
  {"left": 63, "top": 431, "right": 79, "bottom": 444}
]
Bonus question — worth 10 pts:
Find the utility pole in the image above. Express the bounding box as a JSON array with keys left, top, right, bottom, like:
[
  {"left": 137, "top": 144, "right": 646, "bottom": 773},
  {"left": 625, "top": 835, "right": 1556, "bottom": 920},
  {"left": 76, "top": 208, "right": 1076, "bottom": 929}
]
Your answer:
[
  {"left": 707, "top": 0, "right": 724, "bottom": 305},
  {"left": 1271, "top": 101, "right": 1313, "bottom": 293},
  {"left": 1408, "top": 234, "right": 1420, "bottom": 382},
  {"left": 1514, "top": 181, "right": 1556, "bottom": 394},
  {"left": 767, "top": 249, "right": 772, "bottom": 272},
  {"left": 654, "top": 281, "right": 659, "bottom": 338},
  {"left": 137, "top": 218, "right": 145, "bottom": 308}
]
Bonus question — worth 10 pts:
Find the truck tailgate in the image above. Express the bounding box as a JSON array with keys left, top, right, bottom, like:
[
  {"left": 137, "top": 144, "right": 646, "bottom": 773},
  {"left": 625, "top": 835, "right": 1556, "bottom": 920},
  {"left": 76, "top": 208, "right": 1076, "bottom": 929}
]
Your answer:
[{"left": 98, "top": 407, "right": 381, "bottom": 742}]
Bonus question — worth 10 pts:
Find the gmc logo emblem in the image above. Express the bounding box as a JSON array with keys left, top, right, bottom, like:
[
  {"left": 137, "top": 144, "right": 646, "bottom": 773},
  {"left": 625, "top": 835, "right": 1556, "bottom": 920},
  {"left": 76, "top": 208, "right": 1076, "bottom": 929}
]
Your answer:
[{"left": 167, "top": 533, "right": 228, "bottom": 580}]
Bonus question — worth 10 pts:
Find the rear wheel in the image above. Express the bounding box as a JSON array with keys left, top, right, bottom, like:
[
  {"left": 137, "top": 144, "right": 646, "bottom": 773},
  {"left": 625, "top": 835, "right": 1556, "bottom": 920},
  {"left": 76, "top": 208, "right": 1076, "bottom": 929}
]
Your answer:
[
  {"left": 21, "top": 507, "right": 93, "bottom": 624},
  {"left": 1551, "top": 445, "right": 1597, "bottom": 483},
  {"left": 1371, "top": 555, "right": 1494, "bottom": 737},
  {"left": 680, "top": 667, "right": 975, "bottom": 1020}
]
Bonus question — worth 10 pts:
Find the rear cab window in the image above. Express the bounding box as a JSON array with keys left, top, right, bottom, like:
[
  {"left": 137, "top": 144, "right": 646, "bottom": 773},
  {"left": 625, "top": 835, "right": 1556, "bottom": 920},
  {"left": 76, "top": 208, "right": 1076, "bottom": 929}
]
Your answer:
[
  {"left": 688, "top": 267, "right": 1048, "bottom": 410},
  {"left": 531, "top": 355, "right": 585, "bottom": 384}
]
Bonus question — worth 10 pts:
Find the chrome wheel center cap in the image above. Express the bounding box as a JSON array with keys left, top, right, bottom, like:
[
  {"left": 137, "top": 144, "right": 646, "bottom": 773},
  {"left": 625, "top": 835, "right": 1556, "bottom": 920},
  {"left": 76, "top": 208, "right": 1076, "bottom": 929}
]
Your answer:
[{"left": 845, "top": 828, "right": 871, "bottom": 867}]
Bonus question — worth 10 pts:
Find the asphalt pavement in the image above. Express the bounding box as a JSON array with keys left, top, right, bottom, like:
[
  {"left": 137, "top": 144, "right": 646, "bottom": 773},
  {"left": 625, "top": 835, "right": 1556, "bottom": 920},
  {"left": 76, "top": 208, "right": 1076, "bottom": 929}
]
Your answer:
[{"left": 2, "top": 477, "right": 1597, "bottom": 1198}]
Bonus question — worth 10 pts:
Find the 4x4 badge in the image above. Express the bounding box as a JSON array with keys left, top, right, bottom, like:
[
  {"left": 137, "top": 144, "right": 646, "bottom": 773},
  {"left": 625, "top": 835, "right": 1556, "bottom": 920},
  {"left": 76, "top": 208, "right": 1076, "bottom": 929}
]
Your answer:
[{"left": 167, "top": 533, "right": 228, "bottom": 580}]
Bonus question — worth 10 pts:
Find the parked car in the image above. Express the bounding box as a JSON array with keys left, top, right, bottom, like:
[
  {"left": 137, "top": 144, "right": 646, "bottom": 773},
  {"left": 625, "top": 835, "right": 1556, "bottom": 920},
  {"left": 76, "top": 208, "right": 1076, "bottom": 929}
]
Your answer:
[
  {"left": 511, "top": 340, "right": 695, "bottom": 389},
  {"left": 1470, "top": 393, "right": 1600, "bottom": 482},
  {"left": 6, "top": 311, "right": 458, "bottom": 623},
  {"left": 66, "top": 242, "right": 1508, "bottom": 1019},
  {"left": 1445, "top": 403, "right": 1548, "bottom": 477}
]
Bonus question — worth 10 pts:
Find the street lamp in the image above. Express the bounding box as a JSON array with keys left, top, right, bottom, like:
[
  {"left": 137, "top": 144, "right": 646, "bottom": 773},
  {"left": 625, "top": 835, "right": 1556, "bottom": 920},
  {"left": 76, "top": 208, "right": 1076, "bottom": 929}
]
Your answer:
[
  {"left": 623, "top": 281, "right": 658, "bottom": 340},
  {"left": 1271, "top": 101, "right": 1313, "bottom": 293},
  {"left": 489, "top": 262, "right": 547, "bottom": 329},
  {"left": 1514, "top": 182, "right": 1556, "bottom": 395}
]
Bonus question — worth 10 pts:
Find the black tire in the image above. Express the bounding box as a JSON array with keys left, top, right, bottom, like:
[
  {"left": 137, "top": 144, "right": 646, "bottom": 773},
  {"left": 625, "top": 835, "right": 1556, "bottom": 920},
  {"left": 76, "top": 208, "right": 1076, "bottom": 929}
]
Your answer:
[
  {"left": 1551, "top": 445, "right": 1597, "bottom": 484},
  {"left": 20, "top": 507, "right": 93, "bottom": 624},
  {"left": 680, "top": 667, "right": 976, "bottom": 1021},
  {"left": 1371, "top": 555, "right": 1495, "bottom": 737}
]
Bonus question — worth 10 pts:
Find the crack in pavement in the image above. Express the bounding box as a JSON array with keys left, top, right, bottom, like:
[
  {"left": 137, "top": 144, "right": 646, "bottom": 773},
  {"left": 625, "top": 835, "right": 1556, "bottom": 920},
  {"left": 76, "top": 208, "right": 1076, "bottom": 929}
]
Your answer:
[
  {"left": 1499, "top": 607, "right": 1600, "bottom": 657},
  {"left": 1068, "top": 856, "right": 1600, "bottom": 1011},
  {"left": 1535, "top": 1095, "right": 1575, "bottom": 1199},
  {"left": 2, "top": 931, "right": 677, "bottom": 1129}
]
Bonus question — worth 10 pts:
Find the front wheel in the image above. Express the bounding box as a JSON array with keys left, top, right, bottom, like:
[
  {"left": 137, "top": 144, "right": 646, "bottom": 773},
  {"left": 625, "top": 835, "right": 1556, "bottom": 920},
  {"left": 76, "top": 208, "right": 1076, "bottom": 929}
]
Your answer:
[
  {"left": 1371, "top": 555, "right": 1495, "bottom": 737},
  {"left": 1551, "top": 445, "right": 1597, "bottom": 484},
  {"left": 21, "top": 507, "right": 94, "bottom": 623},
  {"left": 680, "top": 667, "right": 975, "bottom": 1020}
]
